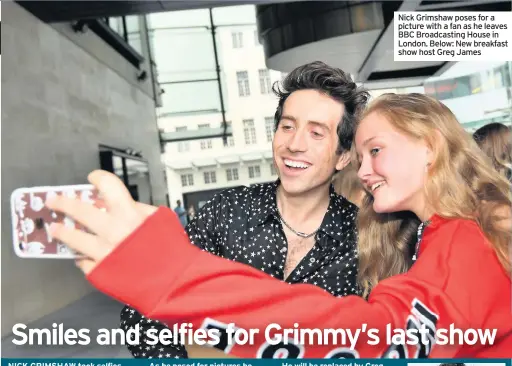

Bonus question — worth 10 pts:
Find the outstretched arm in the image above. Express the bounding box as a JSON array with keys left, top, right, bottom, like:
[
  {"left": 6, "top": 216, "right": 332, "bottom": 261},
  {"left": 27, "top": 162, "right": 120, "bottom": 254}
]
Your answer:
[
  {"left": 46, "top": 171, "right": 508, "bottom": 359},
  {"left": 87, "top": 208, "right": 470, "bottom": 359}
]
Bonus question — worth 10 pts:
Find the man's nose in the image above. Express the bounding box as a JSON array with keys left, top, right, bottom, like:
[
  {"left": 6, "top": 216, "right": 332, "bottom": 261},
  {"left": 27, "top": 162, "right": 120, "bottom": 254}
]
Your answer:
[{"left": 287, "top": 129, "right": 308, "bottom": 152}]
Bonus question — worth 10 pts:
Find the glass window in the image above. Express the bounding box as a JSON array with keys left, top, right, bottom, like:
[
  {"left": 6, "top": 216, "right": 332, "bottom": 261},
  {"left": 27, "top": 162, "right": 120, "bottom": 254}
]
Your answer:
[
  {"left": 226, "top": 122, "right": 235, "bottom": 147},
  {"left": 493, "top": 63, "right": 510, "bottom": 88},
  {"left": 423, "top": 82, "right": 437, "bottom": 98},
  {"left": 151, "top": 25, "right": 219, "bottom": 116},
  {"left": 204, "top": 171, "right": 217, "bottom": 184},
  {"left": 105, "top": 16, "right": 142, "bottom": 54},
  {"left": 502, "top": 62, "right": 512, "bottom": 88},
  {"left": 212, "top": 5, "right": 256, "bottom": 25},
  {"left": 125, "top": 15, "right": 142, "bottom": 54},
  {"left": 175, "top": 126, "right": 190, "bottom": 152},
  {"left": 107, "top": 17, "right": 125, "bottom": 38},
  {"left": 433, "top": 80, "right": 457, "bottom": 100},
  {"left": 124, "top": 159, "right": 153, "bottom": 204},
  {"left": 469, "top": 73, "right": 483, "bottom": 95},
  {"left": 113, "top": 156, "right": 124, "bottom": 177},
  {"left": 451, "top": 76, "right": 471, "bottom": 99},
  {"left": 198, "top": 124, "right": 213, "bottom": 150},
  {"left": 232, "top": 32, "right": 244, "bottom": 48},
  {"left": 243, "top": 119, "right": 257, "bottom": 145},
  {"left": 150, "top": 9, "right": 210, "bottom": 28},
  {"left": 265, "top": 117, "right": 274, "bottom": 142},
  {"left": 158, "top": 81, "right": 220, "bottom": 117},
  {"left": 151, "top": 28, "right": 216, "bottom": 80},
  {"left": 259, "top": 69, "right": 271, "bottom": 94},
  {"left": 226, "top": 168, "right": 239, "bottom": 181},
  {"left": 181, "top": 174, "right": 194, "bottom": 187},
  {"left": 248, "top": 165, "right": 261, "bottom": 178},
  {"left": 237, "top": 71, "right": 250, "bottom": 97}
]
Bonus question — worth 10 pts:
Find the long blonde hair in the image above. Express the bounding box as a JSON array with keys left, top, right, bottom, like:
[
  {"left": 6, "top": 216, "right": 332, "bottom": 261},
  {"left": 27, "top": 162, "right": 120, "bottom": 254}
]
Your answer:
[
  {"left": 473, "top": 122, "right": 512, "bottom": 181},
  {"left": 333, "top": 163, "right": 365, "bottom": 207},
  {"left": 354, "top": 93, "right": 512, "bottom": 297}
]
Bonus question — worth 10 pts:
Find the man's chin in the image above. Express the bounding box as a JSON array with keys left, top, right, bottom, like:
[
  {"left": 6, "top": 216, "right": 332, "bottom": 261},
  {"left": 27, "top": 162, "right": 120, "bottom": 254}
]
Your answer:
[{"left": 279, "top": 179, "right": 321, "bottom": 197}]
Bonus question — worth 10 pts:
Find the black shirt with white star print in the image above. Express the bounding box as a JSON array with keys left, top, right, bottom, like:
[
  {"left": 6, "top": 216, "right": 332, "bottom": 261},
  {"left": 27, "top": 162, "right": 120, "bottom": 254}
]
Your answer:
[{"left": 120, "top": 181, "right": 360, "bottom": 359}]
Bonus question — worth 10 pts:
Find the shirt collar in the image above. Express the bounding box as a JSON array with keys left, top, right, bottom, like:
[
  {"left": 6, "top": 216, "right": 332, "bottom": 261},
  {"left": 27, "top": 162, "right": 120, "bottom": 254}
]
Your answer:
[
  {"left": 248, "top": 180, "right": 279, "bottom": 227},
  {"left": 248, "top": 180, "right": 357, "bottom": 243}
]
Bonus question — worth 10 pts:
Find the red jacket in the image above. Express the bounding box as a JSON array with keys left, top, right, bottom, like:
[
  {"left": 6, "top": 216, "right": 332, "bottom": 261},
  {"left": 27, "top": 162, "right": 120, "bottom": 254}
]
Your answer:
[{"left": 88, "top": 207, "right": 512, "bottom": 358}]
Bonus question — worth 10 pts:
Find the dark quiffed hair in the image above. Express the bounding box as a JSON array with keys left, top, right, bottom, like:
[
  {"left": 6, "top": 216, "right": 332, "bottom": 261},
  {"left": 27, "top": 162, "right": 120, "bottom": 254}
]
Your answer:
[{"left": 272, "top": 61, "right": 370, "bottom": 154}]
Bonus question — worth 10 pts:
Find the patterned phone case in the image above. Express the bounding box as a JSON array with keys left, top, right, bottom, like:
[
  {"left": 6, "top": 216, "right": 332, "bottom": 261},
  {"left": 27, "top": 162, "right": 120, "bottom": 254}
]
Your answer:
[{"left": 10, "top": 184, "right": 104, "bottom": 259}]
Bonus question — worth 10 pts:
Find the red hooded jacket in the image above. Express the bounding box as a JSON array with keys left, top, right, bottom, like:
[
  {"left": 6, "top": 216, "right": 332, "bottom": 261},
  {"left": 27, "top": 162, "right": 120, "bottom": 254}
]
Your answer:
[{"left": 88, "top": 207, "right": 512, "bottom": 358}]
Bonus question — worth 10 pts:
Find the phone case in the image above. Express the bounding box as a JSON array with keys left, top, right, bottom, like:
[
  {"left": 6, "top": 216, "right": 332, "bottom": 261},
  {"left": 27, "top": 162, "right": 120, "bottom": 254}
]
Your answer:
[{"left": 10, "top": 184, "right": 103, "bottom": 259}]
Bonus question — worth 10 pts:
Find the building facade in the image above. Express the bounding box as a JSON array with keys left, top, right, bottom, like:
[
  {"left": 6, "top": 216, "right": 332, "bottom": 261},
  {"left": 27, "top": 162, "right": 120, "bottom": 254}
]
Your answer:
[
  {"left": 2, "top": 2, "right": 167, "bottom": 337},
  {"left": 150, "top": 6, "right": 282, "bottom": 212},
  {"left": 151, "top": 6, "right": 511, "bottom": 214},
  {"left": 423, "top": 61, "right": 512, "bottom": 132}
]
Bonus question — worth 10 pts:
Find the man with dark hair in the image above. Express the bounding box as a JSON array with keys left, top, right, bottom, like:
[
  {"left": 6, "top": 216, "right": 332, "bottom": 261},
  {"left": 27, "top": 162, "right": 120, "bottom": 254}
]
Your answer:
[{"left": 120, "top": 61, "right": 370, "bottom": 358}]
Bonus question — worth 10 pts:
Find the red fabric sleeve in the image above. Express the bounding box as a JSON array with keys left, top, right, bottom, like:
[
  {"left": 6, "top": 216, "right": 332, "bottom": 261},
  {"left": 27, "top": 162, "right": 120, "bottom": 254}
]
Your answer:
[{"left": 87, "top": 207, "right": 511, "bottom": 358}]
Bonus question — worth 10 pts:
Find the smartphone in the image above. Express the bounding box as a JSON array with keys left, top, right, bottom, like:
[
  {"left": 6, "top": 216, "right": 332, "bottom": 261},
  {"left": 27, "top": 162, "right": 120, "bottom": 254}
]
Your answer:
[{"left": 10, "top": 184, "right": 104, "bottom": 259}]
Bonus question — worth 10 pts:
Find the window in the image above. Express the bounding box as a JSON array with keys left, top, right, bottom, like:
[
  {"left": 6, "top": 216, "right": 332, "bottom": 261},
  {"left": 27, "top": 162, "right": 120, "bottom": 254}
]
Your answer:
[
  {"left": 248, "top": 165, "right": 261, "bottom": 179},
  {"left": 265, "top": 117, "right": 274, "bottom": 142},
  {"left": 105, "top": 16, "right": 142, "bottom": 55},
  {"left": 243, "top": 119, "right": 257, "bottom": 145},
  {"left": 259, "top": 69, "right": 271, "bottom": 94},
  {"left": 237, "top": 71, "right": 250, "bottom": 97},
  {"left": 226, "top": 168, "right": 239, "bottom": 181},
  {"left": 198, "top": 124, "right": 213, "bottom": 150},
  {"left": 227, "top": 135, "right": 235, "bottom": 146},
  {"left": 232, "top": 32, "right": 243, "bottom": 48},
  {"left": 270, "top": 163, "right": 277, "bottom": 176},
  {"left": 226, "top": 122, "right": 235, "bottom": 147},
  {"left": 176, "top": 126, "right": 190, "bottom": 152},
  {"left": 181, "top": 174, "right": 194, "bottom": 187},
  {"left": 204, "top": 171, "right": 217, "bottom": 184}
]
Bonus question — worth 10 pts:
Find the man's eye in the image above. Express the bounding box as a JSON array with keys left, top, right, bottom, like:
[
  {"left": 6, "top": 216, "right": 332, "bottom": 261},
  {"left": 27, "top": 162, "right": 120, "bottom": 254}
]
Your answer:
[
  {"left": 370, "top": 148, "right": 381, "bottom": 156},
  {"left": 282, "top": 125, "right": 293, "bottom": 130},
  {"left": 312, "top": 131, "right": 323, "bottom": 138}
]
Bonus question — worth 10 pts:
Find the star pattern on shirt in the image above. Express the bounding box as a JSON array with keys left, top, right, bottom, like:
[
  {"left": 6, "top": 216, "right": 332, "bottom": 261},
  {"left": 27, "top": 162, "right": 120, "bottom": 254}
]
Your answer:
[{"left": 121, "top": 180, "right": 360, "bottom": 359}]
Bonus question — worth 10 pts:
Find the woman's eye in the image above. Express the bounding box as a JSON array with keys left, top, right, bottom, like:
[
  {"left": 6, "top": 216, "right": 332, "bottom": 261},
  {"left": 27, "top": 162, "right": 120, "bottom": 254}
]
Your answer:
[{"left": 370, "top": 148, "right": 381, "bottom": 156}]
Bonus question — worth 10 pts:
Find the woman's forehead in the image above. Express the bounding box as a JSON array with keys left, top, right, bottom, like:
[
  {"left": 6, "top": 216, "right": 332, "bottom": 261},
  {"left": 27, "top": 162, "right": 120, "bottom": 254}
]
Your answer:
[{"left": 356, "top": 113, "right": 393, "bottom": 139}]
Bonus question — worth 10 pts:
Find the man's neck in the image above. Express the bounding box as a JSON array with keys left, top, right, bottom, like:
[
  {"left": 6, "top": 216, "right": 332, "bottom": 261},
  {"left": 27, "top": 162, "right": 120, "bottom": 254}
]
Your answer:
[{"left": 276, "top": 183, "right": 331, "bottom": 229}]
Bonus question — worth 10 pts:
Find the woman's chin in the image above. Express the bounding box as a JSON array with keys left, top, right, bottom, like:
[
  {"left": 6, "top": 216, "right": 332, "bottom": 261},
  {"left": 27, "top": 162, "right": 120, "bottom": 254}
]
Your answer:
[{"left": 372, "top": 200, "right": 395, "bottom": 214}]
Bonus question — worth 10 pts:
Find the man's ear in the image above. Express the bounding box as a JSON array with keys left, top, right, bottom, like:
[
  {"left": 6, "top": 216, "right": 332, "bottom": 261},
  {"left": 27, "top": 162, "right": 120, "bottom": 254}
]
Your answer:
[{"left": 335, "top": 152, "right": 351, "bottom": 171}]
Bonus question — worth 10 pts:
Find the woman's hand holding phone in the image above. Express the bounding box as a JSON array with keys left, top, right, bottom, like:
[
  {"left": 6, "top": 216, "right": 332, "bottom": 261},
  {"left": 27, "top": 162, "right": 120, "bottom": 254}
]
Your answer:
[{"left": 45, "top": 170, "right": 158, "bottom": 274}]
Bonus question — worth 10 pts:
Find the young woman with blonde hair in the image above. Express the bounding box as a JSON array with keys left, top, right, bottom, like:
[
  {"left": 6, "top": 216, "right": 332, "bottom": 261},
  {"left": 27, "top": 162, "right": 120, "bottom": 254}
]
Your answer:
[
  {"left": 473, "top": 122, "right": 512, "bottom": 181},
  {"left": 47, "top": 94, "right": 512, "bottom": 359},
  {"left": 356, "top": 95, "right": 511, "bottom": 298}
]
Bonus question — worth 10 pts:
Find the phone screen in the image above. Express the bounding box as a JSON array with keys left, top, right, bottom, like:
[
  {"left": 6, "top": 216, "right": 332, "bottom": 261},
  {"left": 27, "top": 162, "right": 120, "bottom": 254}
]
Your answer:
[{"left": 10, "top": 185, "right": 103, "bottom": 259}]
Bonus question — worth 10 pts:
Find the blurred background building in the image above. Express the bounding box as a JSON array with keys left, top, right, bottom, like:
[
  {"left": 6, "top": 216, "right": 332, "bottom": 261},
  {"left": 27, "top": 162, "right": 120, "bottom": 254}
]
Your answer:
[
  {"left": 148, "top": 6, "right": 511, "bottom": 215},
  {"left": 2, "top": 0, "right": 511, "bottom": 357},
  {"left": 152, "top": 6, "right": 283, "bottom": 212}
]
